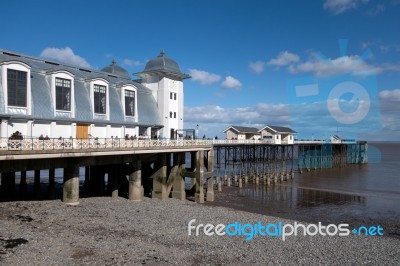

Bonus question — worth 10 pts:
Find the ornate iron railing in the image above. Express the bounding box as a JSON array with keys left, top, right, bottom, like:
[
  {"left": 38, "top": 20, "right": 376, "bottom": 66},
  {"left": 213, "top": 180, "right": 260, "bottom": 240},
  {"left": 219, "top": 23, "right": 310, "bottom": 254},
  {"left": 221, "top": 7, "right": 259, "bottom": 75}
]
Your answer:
[
  {"left": 0, "top": 138, "right": 215, "bottom": 151},
  {"left": 0, "top": 137, "right": 355, "bottom": 152}
]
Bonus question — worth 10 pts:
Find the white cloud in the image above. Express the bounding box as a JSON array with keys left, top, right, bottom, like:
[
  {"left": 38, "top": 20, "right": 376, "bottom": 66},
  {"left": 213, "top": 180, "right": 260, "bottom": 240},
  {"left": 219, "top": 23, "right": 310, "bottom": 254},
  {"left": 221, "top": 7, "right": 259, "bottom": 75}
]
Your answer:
[
  {"left": 379, "top": 89, "right": 400, "bottom": 100},
  {"left": 287, "top": 54, "right": 381, "bottom": 76},
  {"left": 184, "top": 91, "right": 400, "bottom": 141},
  {"left": 221, "top": 76, "right": 242, "bottom": 90},
  {"left": 378, "top": 89, "right": 400, "bottom": 136},
  {"left": 323, "top": 0, "right": 369, "bottom": 15},
  {"left": 367, "top": 4, "right": 385, "bottom": 16},
  {"left": 123, "top": 59, "right": 143, "bottom": 68},
  {"left": 40, "top": 47, "right": 91, "bottom": 68},
  {"left": 267, "top": 51, "right": 300, "bottom": 67},
  {"left": 188, "top": 69, "right": 221, "bottom": 85},
  {"left": 249, "top": 61, "right": 265, "bottom": 74},
  {"left": 184, "top": 104, "right": 289, "bottom": 126}
]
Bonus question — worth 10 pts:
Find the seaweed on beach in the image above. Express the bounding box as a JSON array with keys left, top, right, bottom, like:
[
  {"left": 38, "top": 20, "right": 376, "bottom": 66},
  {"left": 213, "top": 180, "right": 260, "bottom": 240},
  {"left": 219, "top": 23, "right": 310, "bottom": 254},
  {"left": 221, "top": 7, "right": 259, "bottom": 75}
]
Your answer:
[{"left": 0, "top": 236, "right": 29, "bottom": 258}]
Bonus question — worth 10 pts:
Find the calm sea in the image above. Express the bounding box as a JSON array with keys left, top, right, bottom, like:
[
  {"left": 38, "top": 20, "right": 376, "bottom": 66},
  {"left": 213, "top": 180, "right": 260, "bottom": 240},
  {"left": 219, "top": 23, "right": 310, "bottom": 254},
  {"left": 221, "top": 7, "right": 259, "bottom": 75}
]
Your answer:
[{"left": 207, "top": 142, "right": 400, "bottom": 237}]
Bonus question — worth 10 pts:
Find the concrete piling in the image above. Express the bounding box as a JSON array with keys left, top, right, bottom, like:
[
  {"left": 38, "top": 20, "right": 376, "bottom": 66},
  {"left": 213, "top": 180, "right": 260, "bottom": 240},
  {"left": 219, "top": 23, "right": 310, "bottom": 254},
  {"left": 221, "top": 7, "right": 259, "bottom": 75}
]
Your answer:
[
  {"left": 217, "top": 176, "right": 222, "bottom": 191},
  {"left": 129, "top": 159, "right": 144, "bottom": 201},
  {"left": 20, "top": 171, "right": 27, "bottom": 195},
  {"left": 195, "top": 150, "right": 205, "bottom": 203},
  {"left": 152, "top": 154, "right": 169, "bottom": 200},
  {"left": 63, "top": 164, "right": 79, "bottom": 205},
  {"left": 171, "top": 153, "right": 186, "bottom": 200},
  {"left": 48, "top": 169, "right": 55, "bottom": 199}
]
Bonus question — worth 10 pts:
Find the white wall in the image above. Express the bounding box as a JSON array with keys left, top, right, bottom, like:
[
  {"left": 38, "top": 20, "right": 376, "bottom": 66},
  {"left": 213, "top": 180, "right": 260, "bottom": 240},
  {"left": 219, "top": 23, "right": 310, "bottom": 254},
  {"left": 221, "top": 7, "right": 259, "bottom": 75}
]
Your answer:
[
  {"left": 281, "top": 134, "right": 294, "bottom": 144},
  {"left": 274, "top": 134, "right": 281, "bottom": 144},
  {"left": 32, "top": 122, "right": 51, "bottom": 138},
  {"left": 90, "top": 125, "right": 106, "bottom": 138},
  {"left": 52, "top": 123, "right": 72, "bottom": 139},
  {"left": 124, "top": 127, "right": 138, "bottom": 138},
  {"left": 7, "top": 122, "right": 28, "bottom": 138},
  {"left": 108, "top": 126, "right": 123, "bottom": 138}
]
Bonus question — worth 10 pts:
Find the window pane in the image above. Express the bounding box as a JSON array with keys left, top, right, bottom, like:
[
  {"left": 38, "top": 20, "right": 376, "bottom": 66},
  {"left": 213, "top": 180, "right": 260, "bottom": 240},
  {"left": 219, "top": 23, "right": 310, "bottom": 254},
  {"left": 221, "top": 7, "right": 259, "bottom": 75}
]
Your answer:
[
  {"left": 94, "top": 84, "right": 106, "bottom": 114},
  {"left": 7, "top": 69, "right": 27, "bottom": 107},
  {"left": 124, "top": 90, "right": 135, "bottom": 116},
  {"left": 55, "top": 78, "right": 71, "bottom": 111}
]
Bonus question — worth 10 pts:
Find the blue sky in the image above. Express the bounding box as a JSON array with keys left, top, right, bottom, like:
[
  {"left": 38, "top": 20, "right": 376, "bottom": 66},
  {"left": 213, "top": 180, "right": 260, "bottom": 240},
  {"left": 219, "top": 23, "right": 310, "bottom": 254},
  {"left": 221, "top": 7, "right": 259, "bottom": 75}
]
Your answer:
[{"left": 2, "top": 0, "right": 400, "bottom": 140}]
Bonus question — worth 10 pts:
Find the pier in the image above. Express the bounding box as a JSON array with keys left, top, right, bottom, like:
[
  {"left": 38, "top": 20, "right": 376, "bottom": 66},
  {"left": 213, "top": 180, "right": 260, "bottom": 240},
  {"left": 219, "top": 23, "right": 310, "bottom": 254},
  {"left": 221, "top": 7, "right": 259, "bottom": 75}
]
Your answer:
[{"left": 0, "top": 138, "right": 367, "bottom": 204}]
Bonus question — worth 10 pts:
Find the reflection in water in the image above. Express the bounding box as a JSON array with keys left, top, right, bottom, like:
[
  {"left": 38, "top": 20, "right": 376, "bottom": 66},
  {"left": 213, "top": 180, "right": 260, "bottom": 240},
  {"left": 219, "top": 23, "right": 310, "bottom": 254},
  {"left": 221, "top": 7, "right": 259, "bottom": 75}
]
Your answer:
[
  {"left": 207, "top": 143, "right": 400, "bottom": 237},
  {"left": 230, "top": 182, "right": 366, "bottom": 213},
  {"left": 295, "top": 187, "right": 365, "bottom": 208}
]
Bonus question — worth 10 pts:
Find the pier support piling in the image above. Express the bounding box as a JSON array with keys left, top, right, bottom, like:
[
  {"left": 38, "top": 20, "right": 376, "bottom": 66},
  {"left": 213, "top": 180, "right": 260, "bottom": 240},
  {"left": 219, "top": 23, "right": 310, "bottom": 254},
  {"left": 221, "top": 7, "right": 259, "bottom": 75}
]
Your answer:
[
  {"left": 63, "top": 164, "right": 79, "bottom": 205},
  {"left": 48, "top": 169, "right": 55, "bottom": 199},
  {"left": 152, "top": 153, "right": 169, "bottom": 200},
  {"left": 195, "top": 150, "right": 205, "bottom": 203},
  {"left": 20, "top": 171, "right": 27, "bottom": 195},
  {"left": 34, "top": 170, "right": 41, "bottom": 198},
  {"left": 129, "top": 159, "right": 144, "bottom": 201},
  {"left": 171, "top": 153, "right": 186, "bottom": 200}
]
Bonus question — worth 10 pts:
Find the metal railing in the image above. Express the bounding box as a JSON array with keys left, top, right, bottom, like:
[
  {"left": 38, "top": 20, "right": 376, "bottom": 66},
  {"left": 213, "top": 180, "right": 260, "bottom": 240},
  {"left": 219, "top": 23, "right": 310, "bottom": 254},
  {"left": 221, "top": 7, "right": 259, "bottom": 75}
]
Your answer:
[
  {"left": 0, "top": 138, "right": 214, "bottom": 151},
  {"left": 0, "top": 137, "right": 357, "bottom": 152}
]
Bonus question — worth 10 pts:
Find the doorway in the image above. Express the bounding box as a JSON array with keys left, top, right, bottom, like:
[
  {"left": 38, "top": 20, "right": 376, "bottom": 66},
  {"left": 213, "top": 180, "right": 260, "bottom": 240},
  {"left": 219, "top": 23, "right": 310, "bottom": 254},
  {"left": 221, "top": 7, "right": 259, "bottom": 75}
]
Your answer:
[{"left": 76, "top": 124, "right": 89, "bottom": 139}]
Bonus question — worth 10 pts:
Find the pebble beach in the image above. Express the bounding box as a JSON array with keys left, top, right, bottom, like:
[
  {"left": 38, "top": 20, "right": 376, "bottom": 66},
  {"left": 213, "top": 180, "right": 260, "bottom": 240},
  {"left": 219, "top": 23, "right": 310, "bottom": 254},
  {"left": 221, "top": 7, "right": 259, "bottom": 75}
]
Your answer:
[{"left": 0, "top": 197, "right": 399, "bottom": 265}]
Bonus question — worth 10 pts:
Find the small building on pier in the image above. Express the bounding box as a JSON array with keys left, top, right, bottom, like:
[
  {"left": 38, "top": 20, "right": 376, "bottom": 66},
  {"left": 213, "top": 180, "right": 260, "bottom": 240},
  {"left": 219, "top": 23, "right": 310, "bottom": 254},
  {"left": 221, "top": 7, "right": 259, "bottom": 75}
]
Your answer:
[
  {"left": 0, "top": 49, "right": 190, "bottom": 140},
  {"left": 223, "top": 125, "right": 261, "bottom": 140},
  {"left": 258, "top": 125, "right": 296, "bottom": 144}
]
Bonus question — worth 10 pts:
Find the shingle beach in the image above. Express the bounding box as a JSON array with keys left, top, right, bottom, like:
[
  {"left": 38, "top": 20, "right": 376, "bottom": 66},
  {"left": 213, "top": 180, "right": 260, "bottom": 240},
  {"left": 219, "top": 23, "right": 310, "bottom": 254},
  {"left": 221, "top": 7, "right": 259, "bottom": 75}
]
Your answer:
[{"left": 0, "top": 197, "right": 399, "bottom": 265}]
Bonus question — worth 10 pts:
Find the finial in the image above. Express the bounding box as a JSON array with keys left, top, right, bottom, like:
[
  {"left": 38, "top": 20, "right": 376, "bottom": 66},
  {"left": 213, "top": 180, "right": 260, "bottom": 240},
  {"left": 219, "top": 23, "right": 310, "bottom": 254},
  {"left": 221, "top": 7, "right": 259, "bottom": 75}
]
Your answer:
[
  {"left": 112, "top": 58, "right": 116, "bottom": 65},
  {"left": 159, "top": 49, "right": 165, "bottom": 57}
]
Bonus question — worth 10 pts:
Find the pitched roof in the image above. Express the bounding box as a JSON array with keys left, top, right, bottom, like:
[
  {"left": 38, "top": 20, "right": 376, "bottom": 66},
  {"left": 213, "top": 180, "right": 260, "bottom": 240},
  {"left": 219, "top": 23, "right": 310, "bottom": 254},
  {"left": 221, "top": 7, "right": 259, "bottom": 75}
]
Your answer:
[
  {"left": 259, "top": 125, "right": 296, "bottom": 134},
  {"left": 224, "top": 125, "right": 260, "bottom": 134},
  {"left": 0, "top": 49, "right": 162, "bottom": 127}
]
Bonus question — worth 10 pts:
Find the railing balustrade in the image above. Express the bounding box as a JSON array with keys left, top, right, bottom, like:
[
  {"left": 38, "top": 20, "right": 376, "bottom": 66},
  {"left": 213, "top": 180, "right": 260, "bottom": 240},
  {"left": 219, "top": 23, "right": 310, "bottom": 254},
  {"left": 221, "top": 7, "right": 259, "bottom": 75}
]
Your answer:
[{"left": 0, "top": 137, "right": 356, "bottom": 152}]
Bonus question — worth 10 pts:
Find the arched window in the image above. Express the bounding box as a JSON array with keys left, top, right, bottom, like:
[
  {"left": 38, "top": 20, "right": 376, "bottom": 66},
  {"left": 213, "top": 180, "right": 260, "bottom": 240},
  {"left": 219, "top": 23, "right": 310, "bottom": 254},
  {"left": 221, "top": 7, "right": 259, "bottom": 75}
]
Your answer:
[
  {"left": 49, "top": 71, "right": 75, "bottom": 118},
  {"left": 121, "top": 85, "right": 137, "bottom": 120},
  {"left": 89, "top": 78, "right": 109, "bottom": 120},
  {"left": 1, "top": 61, "right": 31, "bottom": 115}
]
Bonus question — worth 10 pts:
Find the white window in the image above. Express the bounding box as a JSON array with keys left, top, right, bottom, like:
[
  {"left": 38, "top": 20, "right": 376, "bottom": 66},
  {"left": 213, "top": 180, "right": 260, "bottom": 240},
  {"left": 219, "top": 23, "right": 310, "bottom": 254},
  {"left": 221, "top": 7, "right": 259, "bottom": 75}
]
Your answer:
[
  {"left": 94, "top": 84, "right": 107, "bottom": 114},
  {"left": 56, "top": 78, "right": 71, "bottom": 111},
  {"left": 121, "top": 85, "right": 137, "bottom": 120},
  {"left": 50, "top": 71, "right": 75, "bottom": 118},
  {"left": 124, "top": 90, "right": 135, "bottom": 116},
  {"left": 1, "top": 61, "right": 32, "bottom": 115},
  {"left": 89, "top": 78, "right": 109, "bottom": 120}
]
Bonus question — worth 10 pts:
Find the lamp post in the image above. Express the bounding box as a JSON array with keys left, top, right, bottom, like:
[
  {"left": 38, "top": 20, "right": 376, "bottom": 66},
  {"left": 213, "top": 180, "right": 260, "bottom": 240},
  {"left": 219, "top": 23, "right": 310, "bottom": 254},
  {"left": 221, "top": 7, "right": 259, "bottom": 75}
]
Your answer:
[{"left": 196, "top": 124, "right": 199, "bottom": 140}]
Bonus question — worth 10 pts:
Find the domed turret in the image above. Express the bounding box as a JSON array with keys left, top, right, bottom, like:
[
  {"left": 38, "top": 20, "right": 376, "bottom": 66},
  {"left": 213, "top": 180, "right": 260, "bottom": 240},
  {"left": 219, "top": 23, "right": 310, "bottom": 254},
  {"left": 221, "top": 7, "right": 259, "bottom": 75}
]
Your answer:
[
  {"left": 135, "top": 50, "right": 190, "bottom": 80},
  {"left": 101, "top": 60, "right": 130, "bottom": 79},
  {"left": 144, "top": 50, "right": 182, "bottom": 73}
]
